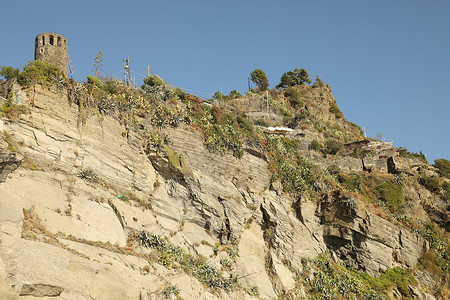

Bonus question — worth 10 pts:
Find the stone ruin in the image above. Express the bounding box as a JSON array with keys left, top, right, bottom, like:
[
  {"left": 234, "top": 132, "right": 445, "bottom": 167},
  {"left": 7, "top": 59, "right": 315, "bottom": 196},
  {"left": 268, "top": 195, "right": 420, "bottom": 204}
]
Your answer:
[{"left": 34, "top": 32, "right": 68, "bottom": 77}]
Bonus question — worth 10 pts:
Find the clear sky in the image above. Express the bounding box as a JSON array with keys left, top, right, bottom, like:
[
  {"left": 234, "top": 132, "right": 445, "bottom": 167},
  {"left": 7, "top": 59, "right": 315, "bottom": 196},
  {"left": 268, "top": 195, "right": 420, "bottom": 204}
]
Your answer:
[{"left": 1, "top": 0, "right": 449, "bottom": 162}]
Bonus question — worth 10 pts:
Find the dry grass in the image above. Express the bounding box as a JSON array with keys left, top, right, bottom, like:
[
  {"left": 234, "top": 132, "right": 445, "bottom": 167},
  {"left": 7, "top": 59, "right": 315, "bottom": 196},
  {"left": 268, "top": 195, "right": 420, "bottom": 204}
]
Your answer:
[{"left": 21, "top": 206, "right": 89, "bottom": 259}]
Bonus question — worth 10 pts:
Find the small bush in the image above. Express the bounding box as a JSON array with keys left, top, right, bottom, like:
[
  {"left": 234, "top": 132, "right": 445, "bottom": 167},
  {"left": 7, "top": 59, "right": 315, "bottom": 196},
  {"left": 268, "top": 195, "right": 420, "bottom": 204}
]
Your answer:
[
  {"left": 434, "top": 158, "right": 450, "bottom": 178},
  {"left": 138, "top": 232, "right": 238, "bottom": 291},
  {"left": 86, "top": 75, "right": 103, "bottom": 89},
  {"left": 284, "top": 86, "right": 304, "bottom": 108},
  {"left": 253, "top": 118, "right": 269, "bottom": 127},
  {"left": 229, "top": 90, "right": 241, "bottom": 99},
  {"left": 419, "top": 175, "right": 440, "bottom": 192},
  {"left": 18, "top": 60, "right": 64, "bottom": 86},
  {"left": 77, "top": 168, "right": 98, "bottom": 183},
  {"left": 142, "top": 74, "right": 165, "bottom": 87},
  {"left": 337, "top": 173, "right": 361, "bottom": 192},
  {"left": 0, "top": 102, "right": 29, "bottom": 121},
  {"left": 399, "top": 150, "right": 428, "bottom": 164},
  {"left": 309, "top": 139, "right": 322, "bottom": 151},
  {"left": 323, "top": 138, "right": 343, "bottom": 155},
  {"left": 236, "top": 115, "right": 253, "bottom": 133},
  {"left": 376, "top": 181, "right": 403, "bottom": 212},
  {"left": 443, "top": 182, "right": 450, "bottom": 201},
  {"left": 175, "top": 88, "right": 187, "bottom": 101},
  {"left": 162, "top": 285, "right": 180, "bottom": 298},
  {"left": 329, "top": 102, "right": 343, "bottom": 118},
  {"left": 326, "top": 164, "right": 341, "bottom": 175}
]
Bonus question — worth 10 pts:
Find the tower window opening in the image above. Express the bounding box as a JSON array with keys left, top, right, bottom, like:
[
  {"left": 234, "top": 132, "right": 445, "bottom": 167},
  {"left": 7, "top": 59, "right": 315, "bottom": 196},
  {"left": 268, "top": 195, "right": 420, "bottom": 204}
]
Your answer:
[
  {"left": 42, "top": 36, "right": 45, "bottom": 46},
  {"left": 57, "top": 37, "right": 61, "bottom": 46},
  {"left": 49, "top": 36, "right": 54, "bottom": 45}
]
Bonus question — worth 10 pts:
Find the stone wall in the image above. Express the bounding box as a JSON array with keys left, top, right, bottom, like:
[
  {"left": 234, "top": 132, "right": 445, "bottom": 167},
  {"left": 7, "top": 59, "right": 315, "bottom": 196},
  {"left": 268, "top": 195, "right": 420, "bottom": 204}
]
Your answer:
[{"left": 35, "top": 33, "right": 68, "bottom": 77}]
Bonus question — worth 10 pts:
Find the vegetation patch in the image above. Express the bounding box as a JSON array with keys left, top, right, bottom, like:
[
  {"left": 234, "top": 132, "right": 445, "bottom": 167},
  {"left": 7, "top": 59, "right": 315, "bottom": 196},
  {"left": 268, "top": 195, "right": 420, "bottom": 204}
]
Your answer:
[
  {"left": 309, "top": 252, "right": 383, "bottom": 299},
  {"left": 284, "top": 86, "right": 305, "bottom": 108},
  {"left": 18, "top": 60, "right": 65, "bottom": 87},
  {"left": 412, "top": 223, "right": 450, "bottom": 273},
  {"left": 20, "top": 157, "right": 40, "bottom": 170},
  {"left": 323, "top": 138, "right": 343, "bottom": 155},
  {"left": 167, "top": 148, "right": 192, "bottom": 177},
  {"left": 375, "top": 181, "right": 403, "bottom": 212},
  {"left": 2, "top": 131, "right": 18, "bottom": 152},
  {"left": 329, "top": 102, "right": 343, "bottom": 118},
  {"left": 266, "top": 135, "right": 318, "bottom": 196},
  {"left": 0, "top": 101, "right": 29, "bottom": 121},
  {"left": 138, "top": 231, "right": 239, "bottom": 292},
  {"left": 434, "top": 159, "right": 450, "bottom": 178},
  {"left": 399, "top": 150, "right": 428, "bottom": 164},
  {"left": 77, "top": 168, "right": 99, "bottom": 183}
]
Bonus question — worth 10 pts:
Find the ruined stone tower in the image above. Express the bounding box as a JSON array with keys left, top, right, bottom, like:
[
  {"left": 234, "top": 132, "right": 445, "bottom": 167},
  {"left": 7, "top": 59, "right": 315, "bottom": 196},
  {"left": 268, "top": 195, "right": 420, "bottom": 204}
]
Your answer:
[{"left": 34, "top": 33, "right": 68, "bottom": 77}]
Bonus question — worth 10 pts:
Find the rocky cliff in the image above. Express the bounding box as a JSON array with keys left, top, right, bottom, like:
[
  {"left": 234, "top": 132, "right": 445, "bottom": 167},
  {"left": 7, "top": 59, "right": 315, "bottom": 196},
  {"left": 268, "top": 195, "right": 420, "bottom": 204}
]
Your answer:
[{"left": 0, "top": 79, "right": 448, "bottom": 300}]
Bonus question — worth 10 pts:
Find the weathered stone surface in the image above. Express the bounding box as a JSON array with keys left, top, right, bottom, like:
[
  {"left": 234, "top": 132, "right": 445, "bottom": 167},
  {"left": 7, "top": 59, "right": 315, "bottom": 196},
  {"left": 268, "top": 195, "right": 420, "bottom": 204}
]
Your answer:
[
  {"left": 387, "top": 155, "right": 425, "bottom": 175},
  {"left": 363, "top": 156, "right": 388, "bottom": 172},
  {"left": 14, "top": 240, "right": 68, "bottom": 296},
  {"left": 0, "top": 150, "right": 23, "bottom": 183},
  {"left": 0, "top": 83, "right": 443, "bottom": 299},
  {"left": 320, "top": 201, "right": 427, "bottom": 276},
  {"left": 236, "top": 224, "right": 276, "bottom": 298},
  {"left": 312, "top": 154, "right": 363, "bottom": 173}
]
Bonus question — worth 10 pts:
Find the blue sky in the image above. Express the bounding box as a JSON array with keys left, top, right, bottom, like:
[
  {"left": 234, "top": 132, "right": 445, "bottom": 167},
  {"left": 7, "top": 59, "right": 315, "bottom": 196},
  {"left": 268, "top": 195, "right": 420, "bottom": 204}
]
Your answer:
[{"left": 1, "top": 0, "right": 449, "bottom": 162}]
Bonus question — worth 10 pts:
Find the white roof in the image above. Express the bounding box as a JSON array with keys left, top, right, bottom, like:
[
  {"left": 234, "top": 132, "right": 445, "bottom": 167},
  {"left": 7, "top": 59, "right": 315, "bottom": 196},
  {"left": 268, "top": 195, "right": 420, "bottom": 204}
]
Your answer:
[{"left": 267, "top": 127, "right": 294, "bottom": 132}]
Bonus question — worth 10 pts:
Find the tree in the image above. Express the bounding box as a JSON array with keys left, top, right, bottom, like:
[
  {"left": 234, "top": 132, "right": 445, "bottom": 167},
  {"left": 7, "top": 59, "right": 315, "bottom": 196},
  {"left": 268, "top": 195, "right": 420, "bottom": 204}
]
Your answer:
[
  {"left": 17, "top": 61, "right": 62, "bottom": 86},
  {"left": 434, "top": 158, "right": 450, "bottom": 178},
  {"left": 142, "top": 74, "right": 165, "bottom": 88},
  {"left": 276, "top": 68, "right": 311, "bottom": 89},
  {"left": 250, "top": 69, "right": 269, "bottom": 91},
  {"left": 0, "top": 66, "right": 20, "bottom": 80},
  {"left": 229, "top": 90, "right": 241, "bottom": 99}
]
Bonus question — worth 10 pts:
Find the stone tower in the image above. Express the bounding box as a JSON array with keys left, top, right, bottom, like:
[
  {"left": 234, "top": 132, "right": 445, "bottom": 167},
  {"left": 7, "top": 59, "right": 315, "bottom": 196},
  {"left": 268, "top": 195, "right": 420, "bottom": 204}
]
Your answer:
[{"left": 34, "top": 33, "right": 68, "bottom": 77}]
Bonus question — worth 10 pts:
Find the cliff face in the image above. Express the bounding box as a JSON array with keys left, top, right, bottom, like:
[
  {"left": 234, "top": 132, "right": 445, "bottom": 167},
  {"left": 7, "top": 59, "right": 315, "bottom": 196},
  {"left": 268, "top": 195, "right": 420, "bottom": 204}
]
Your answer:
[{"left": 0, "top": 82, "right": 447, "bottom": 299}]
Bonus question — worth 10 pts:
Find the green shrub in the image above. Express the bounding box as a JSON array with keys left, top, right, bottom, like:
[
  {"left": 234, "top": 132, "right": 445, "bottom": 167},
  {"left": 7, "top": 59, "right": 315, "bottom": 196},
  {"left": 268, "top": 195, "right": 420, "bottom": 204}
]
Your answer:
[
  {"left": 323, "top": 138, "right": 343, "bottom": 155},
  {"left": 0, "top": 66, "right": 20, "bottom": 80},
  {"left": 175, "top": 88, "right": 187, "bottom": 101},
  {"left": 86, "top": 75, "right": 103, "bottom": 88},
  {"left": 349, "top": 266, "right": 416, "bottom": 297},
  {"left": 376, "top": 181, "right": 403, "bottom": 212},
  {"left": 236, "top": 115, "right": 253, "bottom": 134},
  {"left": 142, "top": 74, "right": 165, "bottom": 87},
  {"left": 77, "top": 168, "right": 98, "bottom": 183},
  {"left": 311, "top": 252, "right": 374, "bottom": 299},
  {"left": 337, "top": 173, "right": 361, "bottom": 192},
  {"left": 253, "top": 118, "right": 269, "bottom": 127},
  {"left": 419, "top": 175, "right": 440, "bottom": 192},
  {"left": 443, "top": 182, "right": 450, "bottom": 201},
  {"left": 326, "top": 164, "right": 341, "bottom": 175},
  {"left": 213, "top": 91, "right": 225, "bottom": 99},
  {"left": 162, "top": 285, "right": 180, "bottom": 298},
  {"left": 352, "top": 148, "right": 373, "bottom": 158},
  {"left": 329, "top": 102, "right": 343, "bottom": 118},
  {"left": 412, "top": 223, "right": 449, "bottom": 272},
  {"left": 228, "top": 90, "right": 241, "bottom": 99},
  {"left": 0, "top": 102, "right": 29, "bottom": 121},
  {"left": 399, "top": 150, "right": 428, "bottom": 164},
  {"left": 18, "top": 60, "right": 64, "bottom": 86},
  {"left": 284, "top": 86, "right": 304, "bottom": 108},
  {"left": 434, "top": 158, "right": 450, "bottom": 178},
  {"left": 309, "top": 139, "right": 322, "bottom": 152},
  {"left": 138, "top": 232, "right": 238, "bottom": 291}
]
